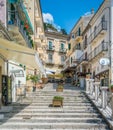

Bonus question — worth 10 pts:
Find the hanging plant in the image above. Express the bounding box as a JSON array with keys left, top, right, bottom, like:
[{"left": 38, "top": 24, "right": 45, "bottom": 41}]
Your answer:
[
  {"left": 20, "top": 21, "right": 24, "bottom": 25},
  {"left": 26, "top": 31, "right": 29, "bottom": 35},
  {"left": 24, "top": 27, "right": 26, "bottom": 30},
  {"left": 24, "top": 23, "right": 29, "bottom": 29},
  {"left": 28, "top": 35, "right": 31, "bottom": 40}
]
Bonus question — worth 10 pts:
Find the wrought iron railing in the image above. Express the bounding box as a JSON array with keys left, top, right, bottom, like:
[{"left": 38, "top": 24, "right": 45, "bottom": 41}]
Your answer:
[
  {"left": 88, "top": 42, "right": 108, "bottom": 61},
  {"left": 79, "top": 53, "right": 88, "bottom": 63},
  {"left": 88, "top": 21, "right": 107, "bottom": 44}
]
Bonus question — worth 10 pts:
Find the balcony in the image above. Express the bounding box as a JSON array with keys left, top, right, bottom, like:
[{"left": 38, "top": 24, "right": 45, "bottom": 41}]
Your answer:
[
  {"left": 88, "top": 42, "right": 108, "bottom": 61},
  {"left": 79, "top": 53, "right": 88, "bottom": 64},
  {"left": 70, "top": 59, "right": 79, "bottom": 67},
  {"left": 88, "top": 21, "right": 107, "bottom": 45},
  {"left": 72, "top": 46, "right": 81, "bottom": 52},
  {"left": 8, "top": 13, "right": 33, "bottom": 48},
  {"left": 46, "top": 47, "right": 55, "bottom": 52},
  {"left": 58, "top": 63, "right": 64, "bottom": 67},
  {"left": 17, "top": 1, "right": 33, "bottom": 33},
  {"left": 46, "top": 60, "right": 54, "bottom": 66},
  {"left": 74, "top": 30, "right": 82, "bottom": 42},
  {"left": 59, "top": 48, "right": 67, "bottom": 54}
]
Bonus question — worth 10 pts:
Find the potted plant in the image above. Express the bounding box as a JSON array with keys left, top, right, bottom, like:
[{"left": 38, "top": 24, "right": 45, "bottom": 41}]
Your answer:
[
  {"left": 30, "top": 74, "right": 40, "bottom": 92},
  {"left": 109, "top": 84, "right": 113, "bottom": 92},
  {"left": 56, "top": 84, "right": 63, "bottom": 92},
  {"left": 52, "top": 96, "right": 64, "bottom": 107}
]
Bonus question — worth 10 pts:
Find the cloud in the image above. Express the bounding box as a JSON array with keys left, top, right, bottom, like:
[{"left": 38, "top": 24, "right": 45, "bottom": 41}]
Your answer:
[
  {"left": 43, "top": 13, "right": 54, "bottom": 24},
  {"left": 84, "top": 11, "right": 91, "bottom": 16},
  {"left": 43, "top": 13, "right": 61, "bottom": 31}
]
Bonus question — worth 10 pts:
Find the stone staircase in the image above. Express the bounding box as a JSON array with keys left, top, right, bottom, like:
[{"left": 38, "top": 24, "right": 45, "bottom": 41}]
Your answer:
[{"left": 0, "top": 83, "right": 110, "bottom": 130}]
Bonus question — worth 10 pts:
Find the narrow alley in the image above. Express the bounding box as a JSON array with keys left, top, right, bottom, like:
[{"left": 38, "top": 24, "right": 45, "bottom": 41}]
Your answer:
[{"left": 0, "top": 83, "right": 110, "bottom": 130}]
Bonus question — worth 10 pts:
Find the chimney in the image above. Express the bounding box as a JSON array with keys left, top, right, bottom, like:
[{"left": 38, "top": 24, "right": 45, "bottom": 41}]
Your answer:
[{"left": 91, "top": 8, "right": 94, "bottom": 14}]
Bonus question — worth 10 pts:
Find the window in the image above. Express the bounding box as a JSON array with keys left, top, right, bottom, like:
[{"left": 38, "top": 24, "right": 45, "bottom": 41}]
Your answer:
[
  {"left": 78, "top": 27, "right": 81, "bottom": 36},
  {"left": 48, "top": 41, "right": 53, "bottom": 50},
  {"left": 71, "top": 34, "right": 75, "bottom": 39},
  {"left": 84, "top": 35, "right": 87, "bottom": 48},
  {"left": 77, "top": 43, "right": 81, "bottom": 49},
  {"left": 71, "top": 57, "right": 73, "bottom": 64},
  {"left": 85, "top": 52, "right": 87, "bottom": 60},
  {"left": 94, "top": 26, "right": 97, "bottom": 36},
  {"left": 68, "top": 43, "right": 71, "bottom": 50},
  {"left": 48, "top": 53, "right": 53, "bottom": 62},
  {"left": 61, "top": 56, "right": 65, "bottom": 63},
  {"left": 101, "top": 15, "right": 105, "bottom": 22},
  {"left": 61, "top": 43, "right": 64, "bottom": 50},
  {"left": 101, "top": 15, "right": 106, "bottom": 29}
]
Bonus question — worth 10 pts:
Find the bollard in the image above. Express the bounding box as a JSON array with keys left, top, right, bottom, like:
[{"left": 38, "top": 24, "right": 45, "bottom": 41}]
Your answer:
[
  {"left": 100, "top": 86, "right": 108, "bottom": 109},
  {"left": 94, "top": 82, "right": 100, "bottom": 101}
]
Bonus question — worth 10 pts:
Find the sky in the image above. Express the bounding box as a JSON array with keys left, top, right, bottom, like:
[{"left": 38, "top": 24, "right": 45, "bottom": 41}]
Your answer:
[{"left": 40, "top": 0, "right": 103, "bottom": 34}]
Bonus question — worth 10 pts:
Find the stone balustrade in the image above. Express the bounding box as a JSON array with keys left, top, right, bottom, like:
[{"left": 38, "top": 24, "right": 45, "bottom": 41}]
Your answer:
[
  {"left": 85, "top": 78, "right": 113, "bottom": 121},
  {"left": 100, "top": 86, "right": 108, "bottom": 109},
  {"left": 93, "top": 82, "right": 100, "bottom": 101}
]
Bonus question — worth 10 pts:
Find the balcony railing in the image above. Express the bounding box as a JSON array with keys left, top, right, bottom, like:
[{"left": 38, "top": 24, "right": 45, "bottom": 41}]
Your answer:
[
  {"left": 88, "top": 42, "right": 108, "bottom": 61},
  {"left": 73, "top": 46, "right": 81, "bottom": 52},
  {"left": 75, "top": 30, "right": 81, "bottom": 38},
  {"left": 79, "top": 54, "right": 88, "bottom": 63},
  {"left": 46, "top": 47, "right": 55, "bottom": 52},
  {"left": 59, "top": 48, "right": 67, "bottom": 53},
  {"left": 88, "top": 21, "right": 107, "bottom": 44},
  {"left": 46, "top": 60, "right": 54, "bottom": 65},
  {"left": 18, "top": 1, "right": 33, "bottom": 32},
  {"left": 59, "top": 62, "right": 64, "bottom": 67}
]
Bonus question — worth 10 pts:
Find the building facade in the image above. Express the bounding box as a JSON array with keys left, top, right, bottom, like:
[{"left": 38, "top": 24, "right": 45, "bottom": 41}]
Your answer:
[
  {"left": 64, "top": 0, "right": 113, "bottom": 87},
  {"left": 63, "top": 11, "right": 94, "bottom": 84},
  {"left": 0, "top": 0, "right": 45, "bottom": 106},
  {"left": 44, "top": 31, "right": 68, "bottom": 75}
]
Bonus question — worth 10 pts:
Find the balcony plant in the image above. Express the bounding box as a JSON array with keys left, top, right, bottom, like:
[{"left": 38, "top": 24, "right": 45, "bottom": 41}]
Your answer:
[
  {"left": 52, "top": 96, "right": 64, "bottom": 107},
  {"left": 109, "top": 84, "right": 113, "bottom": 92}
]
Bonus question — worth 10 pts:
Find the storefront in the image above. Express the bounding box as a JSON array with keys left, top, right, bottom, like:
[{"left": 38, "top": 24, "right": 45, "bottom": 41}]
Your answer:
[{"left": 0, "top": 38, "right": 40, "bottom": 105}]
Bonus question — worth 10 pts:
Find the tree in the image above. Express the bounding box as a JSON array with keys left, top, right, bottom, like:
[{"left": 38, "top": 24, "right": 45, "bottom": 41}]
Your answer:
[
  {"left": 61, "top": 29, "right": 67, "bottom": 35},
  {"left": 44, "top": 23, "right": 57, "bottom": 31}
]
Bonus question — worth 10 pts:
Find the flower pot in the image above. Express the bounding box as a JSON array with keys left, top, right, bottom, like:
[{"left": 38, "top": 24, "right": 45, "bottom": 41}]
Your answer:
[
  {"left": 52, "top": 99, "right": 63, "bottom": 107},
  {"left": 42, "top": 78, "right": 48, "bottom": 84},
  {"left": 109, "top": 87, "right": 113, "bottom": 93},
  {"left": 56, "top": 88, "right": 63, "bottom": 92}
]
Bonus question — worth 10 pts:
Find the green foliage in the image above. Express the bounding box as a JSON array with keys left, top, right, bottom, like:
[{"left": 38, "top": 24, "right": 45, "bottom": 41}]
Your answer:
[
  {"left": 26, "top": 74, "right": 31, "bottom": 81},
  {"left": 26, "top": 74, "right": 40, "bottom": 84},
  {"left": 44, "top": 23, "right": 57, "bottom": 31},
  {"left": 109, "top": 84, "right": 113, "bottom": 88},
  {"left": 61, "top": 28, "right": 67, "bottom": 35},
  {"left": 57, "top": 85, "right": 63, "bottom": 89},
  {"left": 53, "top": 96, "right": 64, "bottom": 100},
  {"left": 30, "top": 75, "right": 39, "bottom": 84}
]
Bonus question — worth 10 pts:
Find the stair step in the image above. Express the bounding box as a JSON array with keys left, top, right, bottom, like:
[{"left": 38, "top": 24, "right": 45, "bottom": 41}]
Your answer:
[
  {"left": 1, "top": 117, "right": 103, "bottom": 123},
  {"left": 0, "top": 84, "right": 109, "bottom": 130},
  {"left": 0, "top": 123, "right": 109, "bottom": 129}
]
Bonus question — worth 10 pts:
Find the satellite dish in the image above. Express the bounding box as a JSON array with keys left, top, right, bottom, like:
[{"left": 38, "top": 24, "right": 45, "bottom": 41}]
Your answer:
[{"left": 99, "top": 58, "right": 110, "bottom": 65}]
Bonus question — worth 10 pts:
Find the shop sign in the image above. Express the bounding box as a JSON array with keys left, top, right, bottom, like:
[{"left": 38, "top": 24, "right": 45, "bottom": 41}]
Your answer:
[{"left": 99, "top": 58, "right": 110, "bottom": 66}]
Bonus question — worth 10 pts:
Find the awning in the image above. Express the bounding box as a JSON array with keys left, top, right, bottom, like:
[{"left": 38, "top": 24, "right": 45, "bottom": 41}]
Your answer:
[{"left": 0, "top": 38, "right": 39, "bottom": 69}]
